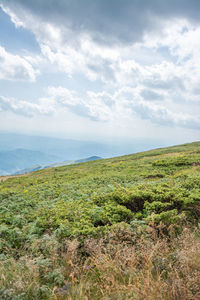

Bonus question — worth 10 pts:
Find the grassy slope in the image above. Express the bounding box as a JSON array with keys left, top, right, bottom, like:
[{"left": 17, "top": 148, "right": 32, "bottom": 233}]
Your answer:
[{"left": 0, "top": 142, "right": 200, "bottom": 299}]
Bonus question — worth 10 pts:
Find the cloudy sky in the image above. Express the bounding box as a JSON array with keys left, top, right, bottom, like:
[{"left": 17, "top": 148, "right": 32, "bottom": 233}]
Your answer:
[{"left": 0, "top": 0, "right": 199, "bottom": 144}]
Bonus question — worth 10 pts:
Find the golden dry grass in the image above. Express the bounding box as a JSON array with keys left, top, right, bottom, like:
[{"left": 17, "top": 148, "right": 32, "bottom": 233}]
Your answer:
[
  {"left": 1, "top": 225, "right": 199, "bottom": 299},
  {"left": 51, "top": 225, "right": 200, "bottom": 300}
]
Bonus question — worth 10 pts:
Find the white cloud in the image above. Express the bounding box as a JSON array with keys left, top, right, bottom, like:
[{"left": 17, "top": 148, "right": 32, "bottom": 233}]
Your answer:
[
  {"left": 47, "top": 86, "right": 115, "bottom": 121},
  {"left": 0, "top": 95, "right": 54, "bottom": 117},
  {"left": 47, "top": 86, "right": 200, "bottom": 129},
  {"left": 0, "top": 84, "right": 199, "bottom": 130},
  {"left": 142, "top": 20, "right": 200, "bottom": 95},
  {"left": 0, "top": 46, "right": 39, "bottom": 81},
  {"left": 47, "top": 86, "right": 81, "bottom": 106},
  {"left": 1, "top": 1, "right": 200, "bottom": 134},
  {"left": 2, "top": 2, "right": 200, "bottom": 95},
  {"left": 0, "top": 3, "right": 24, "bottom": 28}
]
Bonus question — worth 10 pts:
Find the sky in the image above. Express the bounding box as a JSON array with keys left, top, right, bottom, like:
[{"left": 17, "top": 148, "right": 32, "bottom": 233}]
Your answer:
[{"left": 0, "top": 0, "right": 199, "bottom": 145}]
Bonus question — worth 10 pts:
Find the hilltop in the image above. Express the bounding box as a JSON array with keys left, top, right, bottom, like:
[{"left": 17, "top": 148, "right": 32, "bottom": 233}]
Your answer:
[{"left": 0, "top": 142, "right": 200, "bottom": 299}]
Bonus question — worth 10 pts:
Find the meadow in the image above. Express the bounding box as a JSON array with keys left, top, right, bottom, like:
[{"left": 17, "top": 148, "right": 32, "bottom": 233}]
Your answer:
[{"left": 0, "top": 142, "right": 200, "bottom": 299}]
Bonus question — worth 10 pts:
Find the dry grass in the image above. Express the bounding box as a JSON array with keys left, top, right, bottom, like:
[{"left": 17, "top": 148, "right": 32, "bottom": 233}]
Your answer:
[
  {"left": 53, "top": 225, "right": 200, "bottom": 300},
  {"left": 1, "top": 225, "right": 200, "bottom": 299}
]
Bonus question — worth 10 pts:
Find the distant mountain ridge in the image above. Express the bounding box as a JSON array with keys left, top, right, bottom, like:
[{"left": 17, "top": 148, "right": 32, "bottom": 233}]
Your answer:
[
  {"left": 0, "top": 132, "right": 174, "bottom": 176},
  {"left": 0, "top": 148, "right": 59, "bottom": 175},
  {"left": 0, "top": 132, "right": 171, "bottom": 160},
  {"left": 13, "top": 156, "right": 102, "bottom": 175},
  {"left": 0, "top": 133, "right": 111, "bottom": 160}
]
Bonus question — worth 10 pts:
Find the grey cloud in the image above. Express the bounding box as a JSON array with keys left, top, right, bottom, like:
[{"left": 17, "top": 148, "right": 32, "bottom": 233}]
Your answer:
[
  {"left": 88, "top": 59, "right": 116, "bottom": 82},
  {"left": 69, "top": 104, "right": 104, "bottom": 122},
  {"left": 67, "top": 92, "right": 200, "bottom": 128},
  {"left": 140, "top": 89, "right": 164, "bottom": 101},
  {"left": 48, "top": 87, "right": 115, "bottom": 121},
  {"left": 48, "top": 86, "right": 200, "bottom": 129},
  {"left": 144, "top": 77, "right": 185, "bottom": 91},
  {"left": 130, "top": 101, "right": 200, "bottom": 130},
  {"left": 2, "top": 0, "right": 200, "bottom": 45},
  {"left": 193, "top": 86, "right": 200, "bottom": 95},
  {"left": 1, "top": 86, "right": 199, "bottom": 130}
]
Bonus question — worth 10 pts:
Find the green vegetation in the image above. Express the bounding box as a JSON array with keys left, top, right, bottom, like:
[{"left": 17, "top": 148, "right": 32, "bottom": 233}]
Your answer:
[{"left": 0, "top": 142, "right": 200, "bottom": 299}]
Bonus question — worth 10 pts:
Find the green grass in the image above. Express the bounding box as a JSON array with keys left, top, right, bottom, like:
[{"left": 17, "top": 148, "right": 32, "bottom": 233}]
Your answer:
[{"left": 0, "top": 141, "right": 200, "bottom": 299}]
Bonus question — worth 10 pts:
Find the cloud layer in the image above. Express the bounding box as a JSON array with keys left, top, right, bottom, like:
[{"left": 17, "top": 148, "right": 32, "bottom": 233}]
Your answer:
[
  {"left": 2, "top": 0, "right": 200, "bottom": 45},
  {"left": 1, "top": 86, "right": 199, "bottom": 130},
  {"left": 0, "top": 0, "right": 199, "bottom": 138}
]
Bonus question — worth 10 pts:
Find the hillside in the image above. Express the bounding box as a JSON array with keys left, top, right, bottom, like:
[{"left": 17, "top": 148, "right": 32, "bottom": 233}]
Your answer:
[{"left": 0, "top": 142, "right": 200, "bottom": 299}]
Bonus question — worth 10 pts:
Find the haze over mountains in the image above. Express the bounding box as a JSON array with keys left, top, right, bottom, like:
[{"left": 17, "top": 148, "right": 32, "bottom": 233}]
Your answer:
[
  {"left": 0, "top": 148, "right": 58, "bottom": 175},
  {"left": 0, "top": 132, "right": 172, "bottom": 176},
  {"left": 13, "top": 156, "right": 102, "bottom": 175}
]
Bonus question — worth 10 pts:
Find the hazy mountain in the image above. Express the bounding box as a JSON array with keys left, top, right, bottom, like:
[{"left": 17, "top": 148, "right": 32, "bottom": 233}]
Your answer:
[
  {"left": 0, "top": 149, "right": 59, "bottom": 175},
  {"left": 13, "top": 156, "right": 102, "bottom": 175},
  {"left": 0, "top": 132, "right": 111, "bottom": 160},
  {"left": 0, "top": 132, "right": 171, "bottom": 176},
  {"left": 0, "top": 132, "right": 170, "bottom": 159}
]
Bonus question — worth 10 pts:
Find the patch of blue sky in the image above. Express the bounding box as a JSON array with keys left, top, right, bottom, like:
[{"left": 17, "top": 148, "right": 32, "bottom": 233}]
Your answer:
[{"left": 0, "top": 7, "right": 40, "bottom": 54}]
